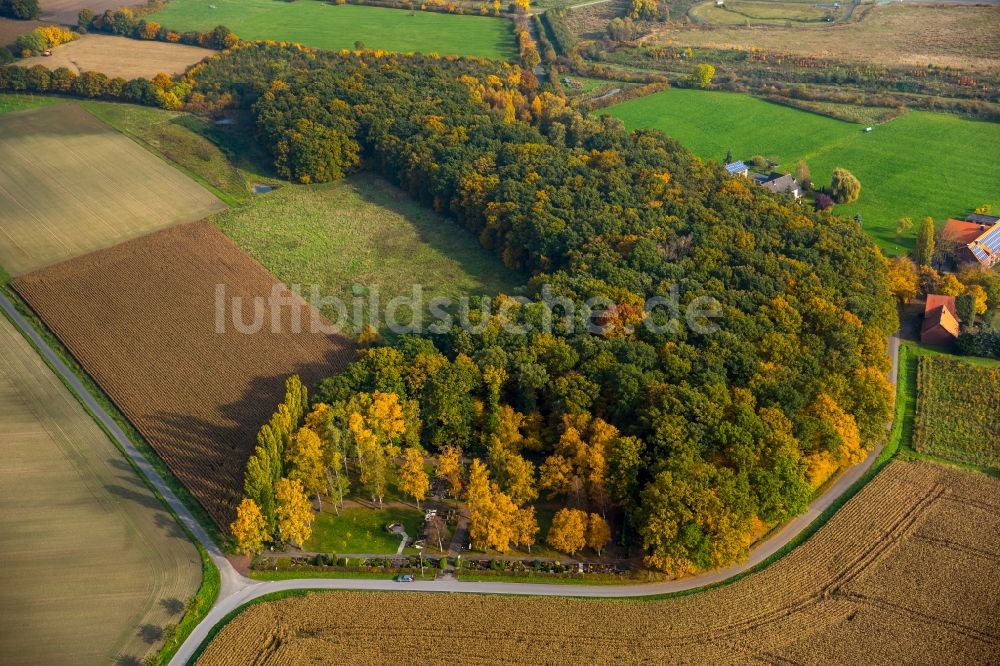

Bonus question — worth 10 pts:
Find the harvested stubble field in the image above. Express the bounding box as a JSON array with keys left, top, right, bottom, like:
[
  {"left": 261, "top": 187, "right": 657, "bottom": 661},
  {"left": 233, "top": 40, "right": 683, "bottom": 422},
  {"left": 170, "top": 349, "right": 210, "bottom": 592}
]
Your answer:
[
  {"left": 0, "top": 103, "right": 224, "bottom": 276},
  {"left": 198, "top": 460, "right": 1000, "bottom": 665},
  {"left": 913, "top": 355, "right": 999, "bottom": 468},
  {"left": 0, "top": 17, "right": 45, "bottom": 50},
  {"left": 19, "top": 34, "right": 215, "bottom": 79},
  {"left": 13, "top": 222, "right": 355, "bottom": 526},
  {"left": 646, "top": 4, "right": 1000, "bottom": 72},
  {"left": 39, "top": 0, "right": 122, "bottom": 23},
  {"left": 0, "top": 315, "right": 199, "bottom": 665}
]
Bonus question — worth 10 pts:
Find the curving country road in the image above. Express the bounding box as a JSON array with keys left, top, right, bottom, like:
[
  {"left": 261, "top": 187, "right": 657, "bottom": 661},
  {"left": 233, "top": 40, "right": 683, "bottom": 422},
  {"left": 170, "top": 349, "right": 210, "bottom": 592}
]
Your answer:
[{"left": 0, "top": 292, "right": 900, "bottom": 666}]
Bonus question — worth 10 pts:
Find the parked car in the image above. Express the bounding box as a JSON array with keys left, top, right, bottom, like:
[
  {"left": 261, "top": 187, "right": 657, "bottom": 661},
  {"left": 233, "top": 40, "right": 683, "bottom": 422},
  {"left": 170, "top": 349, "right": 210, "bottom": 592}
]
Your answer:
[{"left": 394, "top": 574, "right": 414, "bottom": 582}]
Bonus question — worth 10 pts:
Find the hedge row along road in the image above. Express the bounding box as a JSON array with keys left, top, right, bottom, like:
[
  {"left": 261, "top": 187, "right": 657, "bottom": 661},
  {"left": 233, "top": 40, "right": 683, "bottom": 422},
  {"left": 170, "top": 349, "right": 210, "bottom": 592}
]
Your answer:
[{"left": 0, "top": 290, "right": 899, "bottom": 666}]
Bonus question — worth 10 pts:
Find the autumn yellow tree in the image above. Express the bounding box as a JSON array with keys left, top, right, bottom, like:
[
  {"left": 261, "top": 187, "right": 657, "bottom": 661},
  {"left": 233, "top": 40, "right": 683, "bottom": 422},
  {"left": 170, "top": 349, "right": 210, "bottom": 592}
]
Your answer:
[
  {"left": 487, "top": 484, "right": 517, "bottom": 553},
  {"left": 938, "top": 274, "right": 965, "bottom": 297},
  {"left": 512, "top": 506, "right": 539, "bottom": 553},
  {"left": 286, "top": 426, "right": 326, "bottom": 509},
  {"left": 502, "top": 451, "right": 538, "bottom": 506},
  {"left": 347, "top": 392, "right": 407, "bottom": 506},
  {"left": 965, "top": 284, "right": 988, "bottom": 315},
  {"left": 350, "top": 413, "right": 388, "bottom": 505},
  {"left": 586, "top": 513, "right": 611, "bottom": 555},
  {"left": 466, "top": 460, "right": 518, "bottom": 553},
  {"left": 436, "top": 445, "right": 463, "bottom": 498},
  {"left": 886, "top": 256, "right": 918, "bottom": 304},
  {"left": 275, "top": 477, "right": 314, "bottom": 547},
  {"left": 803, "top": 393, "right": 865, "bottom": 487},
  {"left": 305, "top": 402, "right": 349, "bottom": 511},
  {"left": 398, "top": 447, "right": 430, "bottom": 507},
  {"left": 539, "top": 415, "right": 616, "bottom": 512},
  {"left": 538, "top": 453, "right": 573, "bottom": 499},
  {"left": 547, "top": 508, "right": 587, "bottom": 556},
  {"left": 230, "top": 497, "right": 269, "bottom": 556},
  {"left": 466, "top": 459, "right": 494, "bottom": 551}
]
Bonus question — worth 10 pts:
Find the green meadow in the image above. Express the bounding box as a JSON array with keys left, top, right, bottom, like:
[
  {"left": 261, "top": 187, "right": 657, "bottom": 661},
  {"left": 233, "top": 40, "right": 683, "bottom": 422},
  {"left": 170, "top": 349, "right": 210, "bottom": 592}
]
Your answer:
[
  {"left": 605, "top": 88, "right": 1000, "bottom": 255},
  {"left": 149, "top": 0, "right": 517, "bottom": 60}
]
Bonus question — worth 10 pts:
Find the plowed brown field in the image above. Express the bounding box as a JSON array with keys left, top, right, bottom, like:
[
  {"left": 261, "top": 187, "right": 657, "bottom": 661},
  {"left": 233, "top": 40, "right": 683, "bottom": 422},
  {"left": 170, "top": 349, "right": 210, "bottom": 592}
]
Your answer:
[
  {"left": 13, "top": 222, "right": 354, "bottom": 526},
  {"left": 196, "top": 460, "right": 1000, "bottom": 664}
]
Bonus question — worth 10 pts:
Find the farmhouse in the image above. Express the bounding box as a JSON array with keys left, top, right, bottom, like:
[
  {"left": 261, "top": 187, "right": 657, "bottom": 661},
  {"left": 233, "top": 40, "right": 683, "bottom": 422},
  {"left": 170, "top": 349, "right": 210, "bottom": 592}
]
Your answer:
[
  {"left": 965, "top": 213, "right": 1000, "bottom": 226},
  {"left": 724, "top": 160, "right": 749, "bottom": 177},
  {"left": 940, "top": 218, "right": 1000, "bottom": 269},
  {"left": 753, "top": 172, "right": 802, "bottom": 198},
  {"left": 920, "top": 294, "right": 960, "bottom": 346}
]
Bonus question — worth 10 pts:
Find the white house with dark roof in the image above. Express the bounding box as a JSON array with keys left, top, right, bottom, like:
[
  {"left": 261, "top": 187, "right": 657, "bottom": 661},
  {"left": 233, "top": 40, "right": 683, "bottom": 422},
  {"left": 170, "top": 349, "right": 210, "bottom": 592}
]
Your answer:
[{"left": 753, "top": 171, "right": 802, "bottom": 199}]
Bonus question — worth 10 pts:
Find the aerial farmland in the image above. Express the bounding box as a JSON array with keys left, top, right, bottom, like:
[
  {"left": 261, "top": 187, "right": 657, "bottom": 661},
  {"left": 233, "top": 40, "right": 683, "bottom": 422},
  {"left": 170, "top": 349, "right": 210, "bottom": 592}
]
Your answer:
[
  {"left": 0, "top": 103, "right": 224, "bottom": 275},
  {"left": 0, "top": 0, "right": 996, "bottom": 662},
  {"left": 13, "top": 221, "right": 355, "bottom": 527}
]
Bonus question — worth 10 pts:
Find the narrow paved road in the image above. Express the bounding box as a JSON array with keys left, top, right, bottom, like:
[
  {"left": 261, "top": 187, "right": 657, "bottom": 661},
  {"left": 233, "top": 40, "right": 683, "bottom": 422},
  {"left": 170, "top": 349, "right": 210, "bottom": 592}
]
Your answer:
[{"left": 0, "top": 292, "right": 901, "bottom": 666}]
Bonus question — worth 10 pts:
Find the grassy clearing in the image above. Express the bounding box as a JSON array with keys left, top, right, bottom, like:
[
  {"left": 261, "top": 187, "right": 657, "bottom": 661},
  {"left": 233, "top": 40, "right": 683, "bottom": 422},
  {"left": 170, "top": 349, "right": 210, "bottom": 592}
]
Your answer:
[
  {"left": 212, "top": 172, "right": 523, "bottom": 334},
  {"left": 0, "top": 102, "right": 225, "bottom": 275},
  {"left": 912, "top": 354, "right": 999, "bottom": 469},
  {"left": 0, "top": 313, "right": 200, "bottom": 665},
  {"left": 305, "top": 506, "right": 424, "bottom": 554},
  {"left": 150, "top": 0, "right": 516, "bottom": 60},
  {"left": 0, "top": 93, "right": 62, "bottom": 114},
  {"left": 605, "top": 88, "right": 1000, "bottom": 255},
  {"left": 19, "top": 34, "right": 214, "bottom": 79}
]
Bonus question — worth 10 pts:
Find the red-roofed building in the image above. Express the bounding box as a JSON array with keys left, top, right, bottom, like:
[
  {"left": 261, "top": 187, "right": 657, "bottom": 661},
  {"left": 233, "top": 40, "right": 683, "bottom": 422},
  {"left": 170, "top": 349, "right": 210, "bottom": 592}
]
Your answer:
[
  {"left": 940, "top": 218, "right": 1000, "bottom": 269},
  {"left": 920, "top": 294, "right": 960, "bottom": 346}
]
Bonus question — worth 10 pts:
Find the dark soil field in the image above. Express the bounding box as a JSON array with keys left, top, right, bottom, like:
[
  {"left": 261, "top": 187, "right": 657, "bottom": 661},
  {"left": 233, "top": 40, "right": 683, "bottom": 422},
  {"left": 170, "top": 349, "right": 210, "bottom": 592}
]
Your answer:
[{"left": 13, "top": 222, "right": 355, "bottom": 526}]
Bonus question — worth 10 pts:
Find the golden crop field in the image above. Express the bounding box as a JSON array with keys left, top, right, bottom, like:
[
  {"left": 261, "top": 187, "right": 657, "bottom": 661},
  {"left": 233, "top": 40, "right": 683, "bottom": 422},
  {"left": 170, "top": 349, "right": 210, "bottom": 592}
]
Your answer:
[
  {"left": 0, "top": 314, "right": 200, "bottom": 665},
  {"left": 13, "top": 222, "right": 355, "bottom": 527},
  {"left": 197, "top": 460, "right": 999, "bottom": 664},
  {"left": 19, "top": 34, "right": 215, "bottom": 79},
  {"left": 0, "top": 103, "right": 224, "bottom": 276}
]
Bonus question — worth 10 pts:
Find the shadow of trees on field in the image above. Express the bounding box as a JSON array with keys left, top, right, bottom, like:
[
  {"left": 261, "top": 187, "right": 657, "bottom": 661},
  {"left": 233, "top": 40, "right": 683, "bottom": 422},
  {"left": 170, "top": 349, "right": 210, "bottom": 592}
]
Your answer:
[
  {"left": 343, "top": 172, "right": 526, "bottom": 299},
  {"left": 137, "top": 624, "right": 163, "bottom": 644},
  {"left": 143, "top": 349, "right": 355, "bottom": 528},
  {"left": 160, "top": 597, "right": 185, "bottom": 615}
]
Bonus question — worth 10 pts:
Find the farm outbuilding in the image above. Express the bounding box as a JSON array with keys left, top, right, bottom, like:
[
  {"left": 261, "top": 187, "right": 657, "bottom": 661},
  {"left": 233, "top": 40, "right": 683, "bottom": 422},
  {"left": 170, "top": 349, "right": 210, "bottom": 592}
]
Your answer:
[
  {"left": 724, "top": 160, "right": 749, "bottom": 177},
  {"left": 920, "top": 294, "right": 960, "bottom": 347}
]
